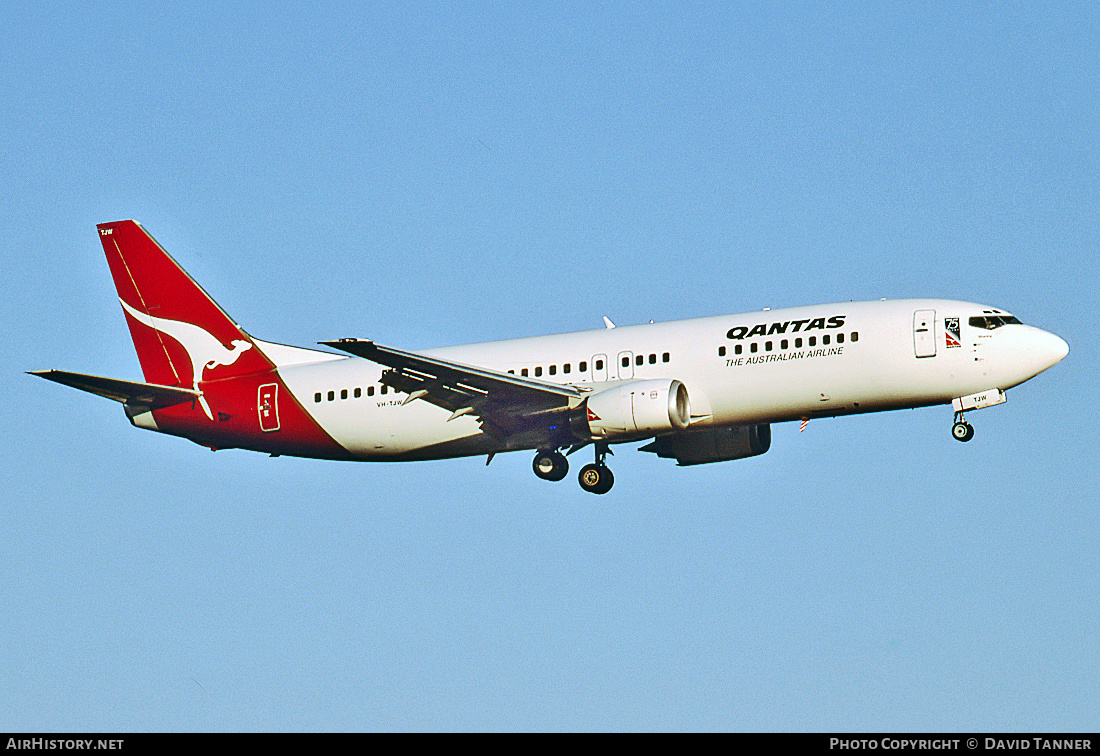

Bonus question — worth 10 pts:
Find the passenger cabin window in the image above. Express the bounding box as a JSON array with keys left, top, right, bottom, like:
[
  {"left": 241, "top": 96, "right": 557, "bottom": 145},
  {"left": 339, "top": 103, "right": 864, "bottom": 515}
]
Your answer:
[
  {"left": 734, "top": 344, "right": 742, "bottom": 355},
  {"left": 314, "top": 392, "right": 321, "bottom": 403},
  {"left": 750, "top": 343, "right": 758, "bottom": 353},
  {"left": 580, "top": 361, "right": 588, "bottom": 372},
  {"left": 837, "top": 333, "right": 844, "bottom": 344},
  {"left": 354, "top": 388, "right": 361, "bottom": 398},
  {"left": 564, "top": 363, "right": 571, "bottom": 374},
  {"left": 595, "top": 359, "right": 603, "bottom": 370},
  {"left": 327, "top": 391, "right": 335, "bottom": 401},
  {"left": 381, "top": 386, "right": 388, "bottom": 395},
  {"left": 851, "top": 332, "right": 859, "bottom": 342},
  {"left": 719, "top": 346, "right": 726, "bottom": 357},
  {"left": 636, "top": 354, "right": 643, "bottom": 366},
  {"left": 649, "top": 354, "right": 656, "bottom": 364},
  {"left": 622, "top": 356, "right": 629, "bottom": 368},
  {"left": 662, "top": 353, "right": 669, "bottom": 363},
  {"left": 368, "top": 386, "right": 375, "bottom": 396},
  {"left": 521, "top": 368, "right": 528, "bottom": 377},
  {"left": 549, "top": 365, "right": 556, "bottom": 375},
  {"left": 808, "top": 337, "right": 816, "bottom": 347},
  {"left": 341, "top": 389, "right": 348, "bottom": 399},
  {"left": 534, "top": 366, "right": 542, "bottom": 377},
  {"left": 822, "top": 335, "right": 830, "bottom": 346}
]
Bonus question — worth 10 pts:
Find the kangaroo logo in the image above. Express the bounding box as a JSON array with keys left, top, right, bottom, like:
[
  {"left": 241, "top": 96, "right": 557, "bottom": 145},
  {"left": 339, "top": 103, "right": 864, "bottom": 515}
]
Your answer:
[{"left": 119, "top": 298, "right": 253, "bottom": 420}]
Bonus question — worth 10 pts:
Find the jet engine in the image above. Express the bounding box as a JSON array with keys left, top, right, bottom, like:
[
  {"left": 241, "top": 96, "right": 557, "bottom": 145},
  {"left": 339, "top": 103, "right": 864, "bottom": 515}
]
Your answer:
[
  {"left": 640, "top": 424, "right": 771, "bottom": 465},
  {"left": 574, "top": 379, "right": 690, "bottom": 440}
]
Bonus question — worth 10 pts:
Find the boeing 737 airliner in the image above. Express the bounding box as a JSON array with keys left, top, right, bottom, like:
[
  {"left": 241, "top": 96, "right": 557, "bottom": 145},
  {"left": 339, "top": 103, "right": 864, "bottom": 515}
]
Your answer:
[{"left": 32, "top": 221, "right": 1069, "bottom": 493}]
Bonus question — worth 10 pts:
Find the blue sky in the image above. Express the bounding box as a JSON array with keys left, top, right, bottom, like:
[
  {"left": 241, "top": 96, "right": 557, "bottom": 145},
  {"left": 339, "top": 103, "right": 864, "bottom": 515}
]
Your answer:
[{"left": 2, "top": 1, "right": 1097, "bottom": 731}]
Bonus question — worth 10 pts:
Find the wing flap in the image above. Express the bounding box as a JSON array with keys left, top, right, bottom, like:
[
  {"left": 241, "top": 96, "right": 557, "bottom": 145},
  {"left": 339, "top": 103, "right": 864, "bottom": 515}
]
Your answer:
[
  {"left": 320, "top": 338, "right": 585, "bottom": 435},
  {"left": 29, "top": 370, "right": 201, "bottom": 409}
]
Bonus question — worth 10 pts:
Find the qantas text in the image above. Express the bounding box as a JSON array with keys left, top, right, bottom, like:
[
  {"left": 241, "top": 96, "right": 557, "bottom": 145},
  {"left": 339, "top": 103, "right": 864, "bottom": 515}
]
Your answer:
[{"left": 726, "top": 315, "right": 846, "bottom": 340}]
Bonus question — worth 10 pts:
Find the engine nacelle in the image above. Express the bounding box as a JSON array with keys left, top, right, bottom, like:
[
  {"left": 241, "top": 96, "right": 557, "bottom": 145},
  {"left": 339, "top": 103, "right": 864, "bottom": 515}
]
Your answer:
[
  {"left": 575, "top": 379, "right": 690, "bottom": 440},
  {"left": 640, "top": 424, "right": 771, "bottom": 465}
]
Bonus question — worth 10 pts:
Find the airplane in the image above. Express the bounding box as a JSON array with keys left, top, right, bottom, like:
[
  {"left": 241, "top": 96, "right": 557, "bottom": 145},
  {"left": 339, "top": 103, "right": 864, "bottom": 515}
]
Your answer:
[{"left": 31, "top": 220, "right": 1069, "bottom": 494}]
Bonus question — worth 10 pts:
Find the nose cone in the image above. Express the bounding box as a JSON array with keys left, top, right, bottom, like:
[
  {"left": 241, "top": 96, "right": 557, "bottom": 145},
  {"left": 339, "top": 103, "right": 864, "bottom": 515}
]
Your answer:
[
  {"left": 1020, "top": 327, "right": 1069, "bottom": 378},
  {"left": 984, "top": 323, "right": 1069, "bottom": 389},
  {"left": 1036, "top": 329, "right": 1070, "bottom": 371}
]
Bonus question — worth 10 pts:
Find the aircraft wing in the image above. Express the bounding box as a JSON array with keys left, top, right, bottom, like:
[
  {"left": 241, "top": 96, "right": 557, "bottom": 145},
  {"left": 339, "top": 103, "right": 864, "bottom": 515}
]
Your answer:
[
  {"left": 29, "top": 370, "right": 201, "bottom": 409},
  {"left": 320, "top": 338, "right": 585, "bottom": 436}
]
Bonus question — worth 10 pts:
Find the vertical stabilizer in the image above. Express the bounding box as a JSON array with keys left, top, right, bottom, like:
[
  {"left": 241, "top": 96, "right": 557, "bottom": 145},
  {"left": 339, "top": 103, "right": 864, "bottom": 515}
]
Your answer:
[{"left": 97, "top": 221, "right": 274, "bottom": 394}]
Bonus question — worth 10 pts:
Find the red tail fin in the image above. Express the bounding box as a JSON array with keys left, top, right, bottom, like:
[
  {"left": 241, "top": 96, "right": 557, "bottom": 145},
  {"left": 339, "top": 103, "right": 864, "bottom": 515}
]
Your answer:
[
  {"left": 93, "top": 221, "right": 351, "bottom": 458},
  {"left": 97, "top": 220, "right": 274, "bottom": 389}
]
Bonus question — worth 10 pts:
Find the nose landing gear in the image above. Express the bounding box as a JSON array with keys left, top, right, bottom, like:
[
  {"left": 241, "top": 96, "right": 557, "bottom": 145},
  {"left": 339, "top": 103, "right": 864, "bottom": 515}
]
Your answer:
[{"left": 951, "top": 412, "right": 975, "bottom": 442}]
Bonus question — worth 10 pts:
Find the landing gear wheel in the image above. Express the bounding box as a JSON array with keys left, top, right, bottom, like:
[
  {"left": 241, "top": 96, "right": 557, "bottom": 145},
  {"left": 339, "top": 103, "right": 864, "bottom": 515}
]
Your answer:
[
  {"left": 952, "top": 421, "right": 974, "bottom": 442},
  {"left": 532, "top": 450, "right": 569, "bottom": 481},
  {"left": 578, "top": 463, "right": 614, "bottom": 494}
]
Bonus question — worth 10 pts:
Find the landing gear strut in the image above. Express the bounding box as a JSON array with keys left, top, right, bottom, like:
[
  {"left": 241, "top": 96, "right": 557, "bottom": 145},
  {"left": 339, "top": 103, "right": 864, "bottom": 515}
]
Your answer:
[
  {"left": 951, "top": 411, "right": 975, "bottom": 442},
  {"left": 577, "top": 442, "right": 614, "bottom": 494},
  {"left": 532, "top": 450, "right": 569, "bottom": 481}
]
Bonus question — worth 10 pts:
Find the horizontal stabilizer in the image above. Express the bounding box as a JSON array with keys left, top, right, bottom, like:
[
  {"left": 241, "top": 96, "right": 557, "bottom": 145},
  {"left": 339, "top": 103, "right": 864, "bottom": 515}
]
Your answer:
[{"left": 28, "top": 370, "right": 201, "bottom": 409}]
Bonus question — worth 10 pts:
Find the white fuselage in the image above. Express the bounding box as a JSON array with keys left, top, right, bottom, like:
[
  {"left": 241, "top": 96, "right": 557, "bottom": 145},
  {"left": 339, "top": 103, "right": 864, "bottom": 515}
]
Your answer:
[{"left": 270, "top": 299, "right": 1067, "bottom": 460}]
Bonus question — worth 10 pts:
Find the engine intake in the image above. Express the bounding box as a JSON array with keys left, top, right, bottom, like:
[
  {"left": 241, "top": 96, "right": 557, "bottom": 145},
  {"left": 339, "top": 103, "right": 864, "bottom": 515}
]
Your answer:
[{"left": 575, "top": 379, "right": 690, "bottom": 440}]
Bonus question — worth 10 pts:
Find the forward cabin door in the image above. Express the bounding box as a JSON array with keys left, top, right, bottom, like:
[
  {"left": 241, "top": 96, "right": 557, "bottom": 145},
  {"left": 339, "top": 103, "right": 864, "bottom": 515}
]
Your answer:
[{"left": 913, "top": 309, "right": 936, "bottom": 358}]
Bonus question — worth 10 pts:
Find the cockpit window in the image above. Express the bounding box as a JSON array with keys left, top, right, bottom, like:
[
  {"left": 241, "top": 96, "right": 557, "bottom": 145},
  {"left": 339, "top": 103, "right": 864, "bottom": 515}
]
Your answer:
[{"left": 969, "top": 315, "right": 1022, "bottom": 330}]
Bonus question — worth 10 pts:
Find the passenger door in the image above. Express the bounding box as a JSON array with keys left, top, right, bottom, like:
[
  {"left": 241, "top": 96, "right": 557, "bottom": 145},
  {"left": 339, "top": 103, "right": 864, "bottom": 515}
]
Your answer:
[
  {"left": 913, "top": 310, "right": 936, "bottom": 358},
  {"left": 258, "top": 383, "right": 280, "bottom": 432}
]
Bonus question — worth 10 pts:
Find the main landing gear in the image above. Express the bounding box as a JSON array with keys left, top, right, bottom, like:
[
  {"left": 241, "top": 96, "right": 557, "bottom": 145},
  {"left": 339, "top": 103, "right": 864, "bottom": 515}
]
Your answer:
[
  {"left": 532, "top": 450, "right": 569, "bottom": 481},
  {"left": 577, "top": 442, "right": 614, "bottom": 495},
  {"left": 532, "top": 442, "right": 615, "bottom": 494},
  {"left": 951, "top": 411, "right": 975, "bottom": 442}
]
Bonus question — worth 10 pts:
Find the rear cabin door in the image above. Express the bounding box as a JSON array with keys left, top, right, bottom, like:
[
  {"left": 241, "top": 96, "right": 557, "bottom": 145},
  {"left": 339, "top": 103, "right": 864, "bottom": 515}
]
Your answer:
[
  {"left": 258, "top": 383, "right": 280, "bottom": 432},
  {"left": 913, "top": 309, "right": 936, "bottom": 358}
]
